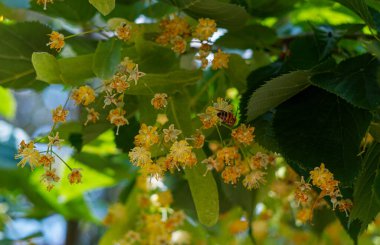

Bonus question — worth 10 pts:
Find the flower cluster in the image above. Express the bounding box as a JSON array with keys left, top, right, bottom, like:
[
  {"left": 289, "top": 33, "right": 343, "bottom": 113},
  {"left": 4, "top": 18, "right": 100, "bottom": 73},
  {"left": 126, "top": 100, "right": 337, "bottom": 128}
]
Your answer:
[
  {"left": 115, "top": 22, "right": 133, "bottom": 42},
  {"left": 15, "top": 105, "right": 82, "bottom": 191},
  {"left": 101, "top": 57, "right": 146, "bottom": 134},
  {"left": 47, "top": 31, "right": 65, "bottom": 52},
  {"left": 156, "top": 15, "right": 230, "bottom": 69},
  {"left": 294, "top": 163, "right": 353, "bottom": 223},
  {"left": 105, "top": 176, "right": 188, "bottom": 245}
]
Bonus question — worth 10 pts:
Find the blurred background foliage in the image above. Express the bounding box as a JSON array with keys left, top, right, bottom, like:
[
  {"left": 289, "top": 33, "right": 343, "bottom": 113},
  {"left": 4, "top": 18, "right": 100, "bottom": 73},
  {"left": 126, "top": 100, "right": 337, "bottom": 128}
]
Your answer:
[{"left": 0, "top": 0, "right": 380, "bottom": 244}]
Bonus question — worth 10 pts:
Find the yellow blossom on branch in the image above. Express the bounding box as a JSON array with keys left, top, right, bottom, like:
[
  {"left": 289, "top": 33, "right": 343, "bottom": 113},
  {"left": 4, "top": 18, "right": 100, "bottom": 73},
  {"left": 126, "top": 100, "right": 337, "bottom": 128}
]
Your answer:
[
  {"left": 52, "top": 105, "right": 68, "bottom": 123},
  {"left": 212, "top": 49, "right": 230, "bottom": 70},
  {"left": 129, "top": 146, "right": 153, "bottom": 166},
  {"left": 84, "top": 108, "right": 100, "bottom": 126},
  {"left": 68, "top": 168, "right": 82, "bottom": 184},
  {"left": 193, "top": 18, "right": 217, "bottom": 41},
  {"left": 134, "top": 124, "right": 159, "bottom": 148},
  {"left": 71, "top": 85, "right": 96, "bottom": 106},
  {"left": 15, "top": 141, "right": 41, "bottom": 170},
  {"left": 242, "top": 170, "right": 267, "bottom": 190},
  {"left": 47, "top": 31, "right": 64, "bottom": 51},
  {"left": 231, "top": 124, "right": 255, "bottom": 145},
  {"left": 163, "top": 124, "right": 182, "bottom": 143},
  {"left": 107, "top": 108, "right": 129, "bottom": 135},
  {"left": 169, "top": 140, "right": 192, "bottom": 164},
  {"left": 151, "top": 93, "right": 168, "bottom": 110},
  {"left": 115, "top": 23, "right": 132, "bottom": 42}
]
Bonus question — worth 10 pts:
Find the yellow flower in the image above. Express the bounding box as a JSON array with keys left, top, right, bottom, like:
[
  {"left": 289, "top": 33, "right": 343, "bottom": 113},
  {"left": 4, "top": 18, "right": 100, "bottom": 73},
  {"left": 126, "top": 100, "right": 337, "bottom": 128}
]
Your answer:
[
  {"left": 107, "top": 108, "right": 129, "bottom": 135},
  {"left": 141, "top": 162, "right": 164, "bottom": 180},
  {"left": 48, "top": 132, "right": 64, "bottom": 149},
  {"left": 213, "top": 97, "right": 233, "bottom": 113},
  {"left": 294, "top": 176, "right": 312, "bottom": 206},
  {"left": 109, "top": 74, "right": 130, "bottom": 93},
  {"left": 119, "top": 57, "right": 136, "bottom": 74},
  {"left": 134, "top": 124, "right": 159, "bottom": 148},
  {"left": 337, "top": 199, "right": 353, "bottom": 217},
  {"left": 156, "top": 113, "right": 169, "bottom": 125},
  {"left": 221, "top": 165, "right": 241, "bottom": 184},
  {"left": 52, "top": 105, "right": 68, "bottom": 123},
  {"left": 229, "top": 220, "right": 248, "bottom": 234},
  {"left": 165, "top": 210, "right": 186, "bottom": 231},
  {"left": 129, "top": 146, "right": 153, "bottom": 166},
  {"left": 242, "top": 170, "right": 267, "bottom": 190},
  {"left": 192, "top": 130, "right": 205, "bottom": 149},
  {"left": 127, "top": 64, "right": 146, "bottom": 85},
  {"left": 71, "top": 85, "right": 96, "bottom": 106},
  {"left": 68, "top": 168, "right": 82, "bottom": 184},
  {"left": 47, "top": 31, "right": 64, "bottom": 52},
  {"left": 115, "top": 23, "right": 132, "bottom": 42},
  {"left": 157, "top": 191, "right": 173, "bottom": 207},
  {"left": 231, "top": 124, "right": 255, "bottom": 145},
  {"left": 84, "top": 108, "right": 100, "bottom": 126},
  {"left": 156, "top": 16, "right": 190, "bottom": 43},
  {"left": 171, "top": 36, "right": 187, "bottom": 54},
  {"left": 198, "top": 106, "right": 219, "bottom": 129},
  {"left": 212, "top": 49, "right": 230, "bottom": 70},
  {"left": 296, "top": 208, "right": 312, "bottom": 224},
  {"left": 39, "top": 154, "right": 55, "bottom": 168},
  {"left": 41, "top": 168, "right": 60, "bottom": 191},
  {"left": 249, "top": 152, "right": 269, "bottom": 170},
  {"left": 15, "top": 141, "right": 41, "bottom": 170},
  {"left": 151, "top": 93, "right": 168, "bottom": 110},
  {"left": 216, "top": 147, "right": 240, "bottom": 166},
  {"left": 193, "top": 18, "right": 217, "bottom": 41},
  {"left": 169, "top": 140, "right": 192, "bottom": 163},
  {"left": 103, "top": 203, "right": 126, "bottom": 226},
  {"left": 309, "top": 163, "right": 339, "bottom": 194},
  {"left": 163, "top": 124, "right": 182, "bottom": 143}
]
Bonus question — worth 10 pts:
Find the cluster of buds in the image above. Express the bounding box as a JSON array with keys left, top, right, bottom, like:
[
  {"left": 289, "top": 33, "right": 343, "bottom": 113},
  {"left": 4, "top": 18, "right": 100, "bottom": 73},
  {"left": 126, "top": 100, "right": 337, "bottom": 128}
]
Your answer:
[
  {"left": 294, "top": 163, "right": 353, "bottom": 223},
  {"left": 156, "top": 15, "right": 230, "bottom": 69},
  {"left": 105, "top": 176, "right": 188, "bottom": 245},
  {"left": 102, "top": 57, "right": 146, "bottom": 134}
]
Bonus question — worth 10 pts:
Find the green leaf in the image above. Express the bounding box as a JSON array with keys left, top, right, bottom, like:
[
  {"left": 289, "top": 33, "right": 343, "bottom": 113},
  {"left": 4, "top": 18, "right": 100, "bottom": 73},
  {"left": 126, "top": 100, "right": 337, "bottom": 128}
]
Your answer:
[
  {"left": 240, "top": 61, "right": 284, "bottom": 123},
  {"left": 125, "top": 70, "right": 202, "bottom": 95},
  {"left": 32, "top": 52, "right": 61, "bottom": 84},
  {"left": 93, "top": 39, "right": 122, "bottom": 79},
  {"left": 168, "top": 92, "right": 219, "bottom": 226},
  {"left": 89, "top": 0, "right": 115, "bottom": 15},
  {"left": 311, "top": 53, "right": 380, "bottom": 110},
  {"left": 0, "top": 86, "right": 16, "bottom": 119},
  {"left": 374, "top": 167, "right": 380, "bottom": 204},
  {"left": 273, "top": 87, "right": 372, "bottom": 184},
  {"left": 350, "top": 142, "right": 380, "bottom": 232},
  {"left": 245, "top": 0, "right": 300, "bottom": 17},
  {"left": 30, "top": 0, "right": 96, "bottom": 22},
  {"left": 166, "top": 0, "right": 249, "bottom": 30},
  {"left": 335, "top": 0, "right": 374, "bottom": 27},
  {"left": 246, "top": 70, "right": 311, "bottom": 121},
  {"left": 32, "top": 52, "right": 95, "bottom": 85},
  {"left": 216, "top": 25, "right": 277, "bottom": 49},
  {"left": 0, "top": 22, "right": 52, "bottom": 89}
]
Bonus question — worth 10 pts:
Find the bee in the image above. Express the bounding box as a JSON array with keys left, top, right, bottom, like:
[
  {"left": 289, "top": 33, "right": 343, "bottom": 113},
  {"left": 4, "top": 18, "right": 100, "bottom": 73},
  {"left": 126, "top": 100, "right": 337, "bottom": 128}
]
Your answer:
[{"left": 217, "top": 110, "right": 237, "bottom": 127}]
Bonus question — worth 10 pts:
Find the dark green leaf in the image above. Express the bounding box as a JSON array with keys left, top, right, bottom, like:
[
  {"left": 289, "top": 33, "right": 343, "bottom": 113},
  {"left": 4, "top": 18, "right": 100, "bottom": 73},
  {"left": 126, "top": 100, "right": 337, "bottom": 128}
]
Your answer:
[
  {"left": 246, "top": 70, "right": 311, "bottom": 121},
  {"left": 273, "top": 87, "right": 372, "bottom": 184},
  {"left": 166, "top": 0, "right": 249, "bottom": 30},
  {"left": 240, "top": 61, "right": 284, "bottom": 122},
  {"left": 93, "top": 39, "right": 122, "bottom": 79},
  {"left": 335, "top": 0, "right": 374, "bottom": 27},
  {"left": 311, "top": 53, "right": 380, "bottom": 110},
  {"left": 216, "top": 25, "right": 277, "bottom": 49},
  {"left": 0, "top": 22, "right": 52, "bottom": 89},
  {"left": 350, "top": 142, "right": 380, "bottom": 232},
  {"left": 30, "top": 0, "right": 96, "bottom": 22}
]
